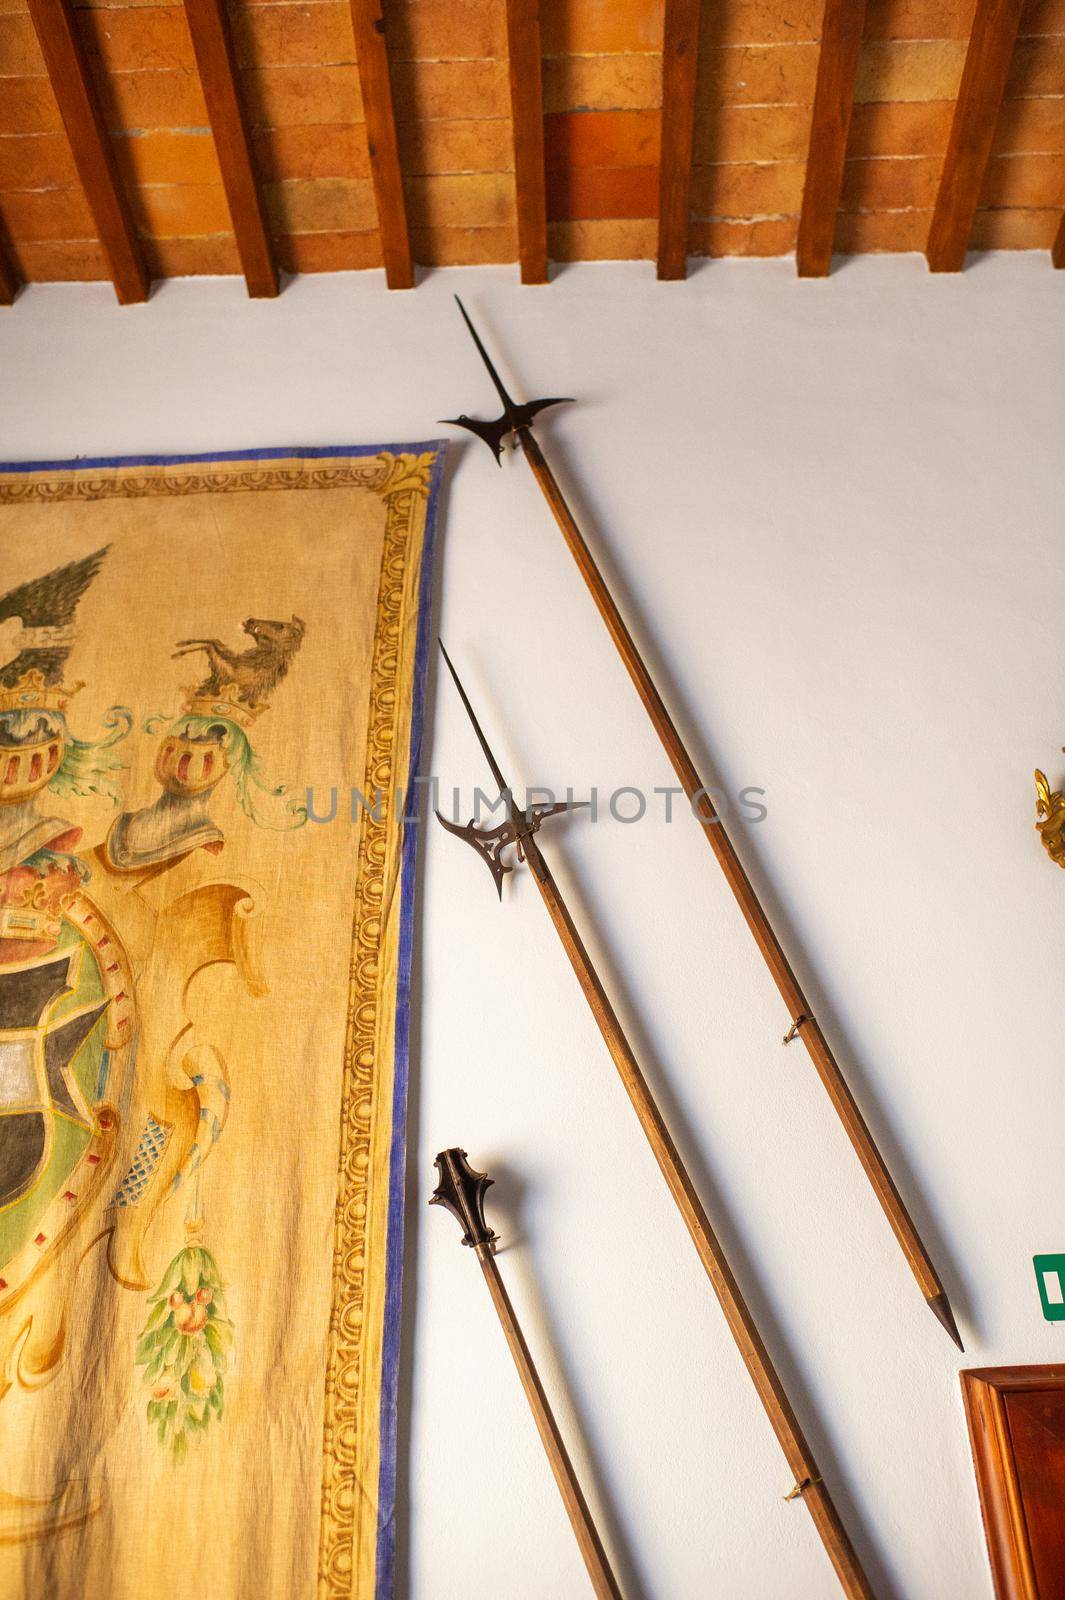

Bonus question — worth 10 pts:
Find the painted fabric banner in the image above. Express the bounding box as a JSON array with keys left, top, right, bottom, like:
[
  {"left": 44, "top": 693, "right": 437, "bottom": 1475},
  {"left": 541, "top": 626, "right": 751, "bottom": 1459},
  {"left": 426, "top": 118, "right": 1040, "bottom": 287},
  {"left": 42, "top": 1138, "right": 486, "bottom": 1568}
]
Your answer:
[{"left": 0, "top": 442, "right": 445, "bottom": 1600}]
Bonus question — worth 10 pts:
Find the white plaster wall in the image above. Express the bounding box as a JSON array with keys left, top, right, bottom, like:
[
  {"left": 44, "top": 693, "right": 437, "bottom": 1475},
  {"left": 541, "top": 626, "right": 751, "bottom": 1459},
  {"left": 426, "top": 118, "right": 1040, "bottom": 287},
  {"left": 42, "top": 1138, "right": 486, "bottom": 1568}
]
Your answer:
[{"left": 1, "top": 254, "right": 1063, "bottom": 1600}]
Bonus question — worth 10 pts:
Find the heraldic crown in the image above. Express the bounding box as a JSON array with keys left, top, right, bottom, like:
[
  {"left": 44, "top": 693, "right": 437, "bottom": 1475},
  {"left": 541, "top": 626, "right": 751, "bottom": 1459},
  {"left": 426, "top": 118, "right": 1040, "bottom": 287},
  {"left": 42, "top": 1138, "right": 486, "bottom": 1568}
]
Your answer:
[
  {"left": 181, "top": 682, "right": 267, "bottom": 731},
  {"left": 0, "top": 668, "right": 84, "bottom": 717}
]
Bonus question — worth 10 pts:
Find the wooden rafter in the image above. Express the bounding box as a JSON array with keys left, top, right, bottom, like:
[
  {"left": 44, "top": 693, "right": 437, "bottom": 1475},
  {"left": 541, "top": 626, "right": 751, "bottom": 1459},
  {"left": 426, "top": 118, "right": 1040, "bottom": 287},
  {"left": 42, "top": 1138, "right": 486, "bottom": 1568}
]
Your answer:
[
  {"left": 349, "top": 0, "right": 413, "bottom": 290},
  {"left": 926, "top": 0, "right": 1025, "bottom": 272},
  {"left": 1053, "top": 213, "right": 1065, "bottom": 268},
  {"left": 0, "top": 242, "right": 18, "bottom": 307},
  {"left": 657, "top": 0, "right": 701, "bottom": 280},
  {"left": 505, "top": 0, "right": 548, "bottom": 284},
  {"left": 184, "top": 0, "right": 278, "bottom": 298},
  {"left": 796, "top": 0, "right": 867, "bottom": 278},
  {"left": 25, "top": 0, "right": 149, "bottom": 304}
]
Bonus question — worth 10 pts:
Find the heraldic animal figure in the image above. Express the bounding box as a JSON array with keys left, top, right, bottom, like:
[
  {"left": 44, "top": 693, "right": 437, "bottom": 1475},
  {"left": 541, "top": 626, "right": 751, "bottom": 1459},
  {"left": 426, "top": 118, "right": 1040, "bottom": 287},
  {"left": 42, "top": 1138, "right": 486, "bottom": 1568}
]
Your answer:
[{"left": 172, "top": 616, "right": 305, "bottom": 709}]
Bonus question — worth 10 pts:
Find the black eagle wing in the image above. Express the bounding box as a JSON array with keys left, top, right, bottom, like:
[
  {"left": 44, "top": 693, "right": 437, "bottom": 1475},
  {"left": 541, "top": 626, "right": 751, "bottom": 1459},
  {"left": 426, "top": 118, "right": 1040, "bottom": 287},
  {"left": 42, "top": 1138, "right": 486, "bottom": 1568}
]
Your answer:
[
  {"left": 0, "top": 545, "right": 109, "bottom": 689},
  {"left": 0, "top": 546, "right": 109, "bottom": 625}
]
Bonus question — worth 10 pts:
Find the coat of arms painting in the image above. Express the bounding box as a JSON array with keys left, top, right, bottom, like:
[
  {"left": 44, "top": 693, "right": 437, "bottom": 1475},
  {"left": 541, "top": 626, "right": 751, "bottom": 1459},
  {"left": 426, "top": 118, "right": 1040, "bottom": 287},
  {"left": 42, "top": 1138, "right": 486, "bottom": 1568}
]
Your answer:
[{"left": 0, "top": 442, "right": 446, "bottom": 1600}]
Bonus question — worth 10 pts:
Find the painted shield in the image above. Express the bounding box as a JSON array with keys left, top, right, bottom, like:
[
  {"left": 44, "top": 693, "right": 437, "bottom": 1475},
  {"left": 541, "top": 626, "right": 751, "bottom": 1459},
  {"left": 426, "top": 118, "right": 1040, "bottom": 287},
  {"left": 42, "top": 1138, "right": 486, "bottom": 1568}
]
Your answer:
[{"left": 0, "top": 933, "right": 109, "bottom": 1273}]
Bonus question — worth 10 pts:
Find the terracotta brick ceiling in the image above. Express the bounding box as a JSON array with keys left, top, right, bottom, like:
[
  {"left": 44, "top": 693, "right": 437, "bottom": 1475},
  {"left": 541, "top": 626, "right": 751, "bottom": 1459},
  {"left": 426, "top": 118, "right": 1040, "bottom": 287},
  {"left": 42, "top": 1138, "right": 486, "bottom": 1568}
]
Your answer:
[{"left": 0, "top": 0, "right": 1063, "bottom": 297}]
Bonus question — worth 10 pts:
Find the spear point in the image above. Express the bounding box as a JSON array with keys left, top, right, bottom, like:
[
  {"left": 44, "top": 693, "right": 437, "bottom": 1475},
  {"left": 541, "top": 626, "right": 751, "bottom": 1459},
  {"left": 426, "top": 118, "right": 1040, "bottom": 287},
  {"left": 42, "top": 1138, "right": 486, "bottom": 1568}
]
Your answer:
[
  {"left": 435, "top": 642, "right": 589, "bottom": 895},
  {"left": 438, "top": 639, "right": 509, "bottom": 795},
  {"left": 440, "top": 296, "right": 573, "bottom": 462}
]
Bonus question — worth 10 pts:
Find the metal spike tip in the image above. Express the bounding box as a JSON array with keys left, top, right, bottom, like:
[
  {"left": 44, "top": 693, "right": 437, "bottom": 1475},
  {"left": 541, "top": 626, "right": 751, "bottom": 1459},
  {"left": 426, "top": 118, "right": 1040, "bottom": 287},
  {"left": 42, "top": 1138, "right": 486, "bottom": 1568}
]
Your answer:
[
  {"left": 438, "top": 638, "right": 463, "bottom": 692},
  {"left": 927, "top": 1292, "right": 964, "bottom": 1352},
  {"left": 437, "top": 641, "right": 509, "bottom": 797},
  {"left": 452, "top": 296, "right": 516, "bottom": 416}
]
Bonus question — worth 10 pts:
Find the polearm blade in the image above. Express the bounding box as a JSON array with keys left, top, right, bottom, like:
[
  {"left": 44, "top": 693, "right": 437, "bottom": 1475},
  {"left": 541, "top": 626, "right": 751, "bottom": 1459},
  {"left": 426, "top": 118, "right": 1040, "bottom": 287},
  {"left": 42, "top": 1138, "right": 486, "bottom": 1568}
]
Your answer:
[
  {"left": 436, "top": 654, "right": 876, "bottom": 1600},
  {"left": 439, "top": 298, "right": 573, "bottom": 463},
  {"left": 431, "top": 1149, "right": 624, "bottom": 1600},
  {"left": 445, "top": 302, "right": 962, "bottom": 1355},
  {"left": 437, "top": 641, "right": 589, "bottom": 896}
]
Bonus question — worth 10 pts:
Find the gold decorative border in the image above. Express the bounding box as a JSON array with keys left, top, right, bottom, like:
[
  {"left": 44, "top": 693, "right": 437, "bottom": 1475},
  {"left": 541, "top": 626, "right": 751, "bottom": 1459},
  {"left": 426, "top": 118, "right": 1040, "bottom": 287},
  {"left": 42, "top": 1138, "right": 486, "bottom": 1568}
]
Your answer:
[
  {"left": 318, "top": 453, "right": 435, "bottom": 1598},
  {"left": 0, "top": 453, "right": 424, "bottom": 505}
]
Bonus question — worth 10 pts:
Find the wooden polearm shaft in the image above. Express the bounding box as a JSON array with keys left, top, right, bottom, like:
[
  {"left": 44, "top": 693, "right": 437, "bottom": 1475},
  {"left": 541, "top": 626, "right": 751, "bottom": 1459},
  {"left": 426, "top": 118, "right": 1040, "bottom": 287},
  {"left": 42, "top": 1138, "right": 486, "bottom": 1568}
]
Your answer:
[
  {"left": 436, "top": 651, "right": 876, "bottom": 1600},
  {"left": 444, "top": 297, "right": 961, "bottom": 1351},
  {"left": 518, "top": 426, "right": 959, "bottom": 1352},
  {"left": 431, "top": 1149, "right": 623, "bottom": 1600},
  {"left": 479, "top": 1250, "right": 623, "bottom": 1600},
  {"left": 523, "top": 834, "right": 874, "bottom": 1600}
]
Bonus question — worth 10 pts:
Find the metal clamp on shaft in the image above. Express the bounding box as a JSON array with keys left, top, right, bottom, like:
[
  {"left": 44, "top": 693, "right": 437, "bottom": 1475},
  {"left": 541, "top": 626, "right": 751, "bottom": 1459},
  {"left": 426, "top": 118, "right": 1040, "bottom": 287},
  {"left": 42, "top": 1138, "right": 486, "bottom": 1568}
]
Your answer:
[
  {"left": 785, "top": 1476, "right": 823, "bottom": 1502},
  {"left": 782, "top": 1015, "right": 812, "bottom": 1046}
]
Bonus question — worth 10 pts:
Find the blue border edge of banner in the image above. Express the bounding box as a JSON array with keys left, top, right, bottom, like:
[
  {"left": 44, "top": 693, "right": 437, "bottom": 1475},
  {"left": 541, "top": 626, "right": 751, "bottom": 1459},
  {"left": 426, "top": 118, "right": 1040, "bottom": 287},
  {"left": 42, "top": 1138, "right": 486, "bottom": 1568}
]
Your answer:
[
  {"left": 0, "top": 437, "right": 450, "bottom": 1599},
  {"left": 0, "top": 441, "right": 446, "bottom": 474}
]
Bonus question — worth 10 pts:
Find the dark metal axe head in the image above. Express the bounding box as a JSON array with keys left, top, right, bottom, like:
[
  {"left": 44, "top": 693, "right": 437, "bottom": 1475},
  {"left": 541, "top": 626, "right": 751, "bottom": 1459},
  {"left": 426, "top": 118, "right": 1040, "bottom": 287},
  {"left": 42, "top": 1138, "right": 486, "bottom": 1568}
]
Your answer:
[
  {"left": 435, "top": 800, "right": 589, "bottom": 900},
  {"left": 435, "top": 809, "right": 518, "bottom": 900}
]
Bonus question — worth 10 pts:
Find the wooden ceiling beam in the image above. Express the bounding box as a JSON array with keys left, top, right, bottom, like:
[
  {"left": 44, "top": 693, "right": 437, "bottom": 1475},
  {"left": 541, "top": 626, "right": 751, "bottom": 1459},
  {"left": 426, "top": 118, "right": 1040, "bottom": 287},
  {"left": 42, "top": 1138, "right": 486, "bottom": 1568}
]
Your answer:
[
  {"left": 25, "top": 0, "right": 149, "bottom": 304},
  {"left": 796, "top": 0, "right": 867, "bottom": 277},
  {"left": 184, "top": 0, "right": 278, "bottom": 298},
  {"left": 657, "top": 0, "right": 701, "bottom": 280},
  {"left": 349, "top": 0, "right": 413, "bottom": 290},
  {"left": 505, "top": 0, "right": 548, "bottom": 284},
  {"left": 926, "top": 0, "right": 1025, "bottom": 272},
  {"left": 1053, "top": 213, "right": 1065, "bottom": 268},
  {"left": 0, "top": 242, "right": 18, "bottom": 307}
]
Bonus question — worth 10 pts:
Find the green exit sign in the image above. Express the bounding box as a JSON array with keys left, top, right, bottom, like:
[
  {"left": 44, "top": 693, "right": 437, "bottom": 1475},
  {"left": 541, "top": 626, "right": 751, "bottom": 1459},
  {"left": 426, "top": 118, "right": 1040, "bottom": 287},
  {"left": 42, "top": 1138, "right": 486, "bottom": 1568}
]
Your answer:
[{"left": 1034, "top": 1255, "right": 1065, "bottom": 1321}]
